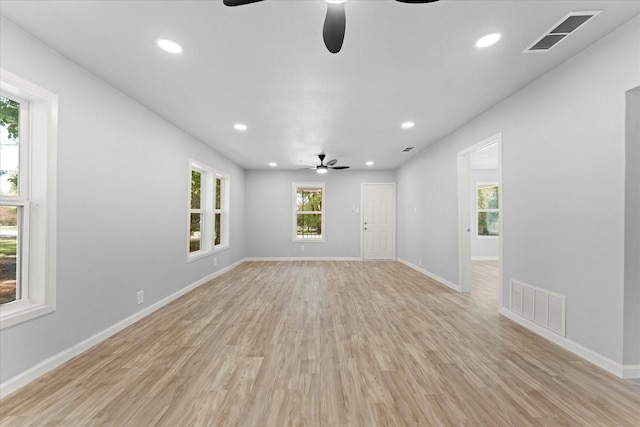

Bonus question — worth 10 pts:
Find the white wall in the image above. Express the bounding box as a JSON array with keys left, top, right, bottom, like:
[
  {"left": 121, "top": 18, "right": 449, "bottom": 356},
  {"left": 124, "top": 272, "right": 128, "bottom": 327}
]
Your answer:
[
  {"left": 245, "top": 170, "right": 395, "bottom": 259},
  {"left": 470, "top": 169, "right": 499, "bottom": 260},
  {"left": 0, "top": 18, "right": 246, "bottom": 383},
  {"left": 623, "top": 88, "right": 640, "bottom": 366},
  {"left": 397, "top": 17, "right": 640, "bottom": 364}
]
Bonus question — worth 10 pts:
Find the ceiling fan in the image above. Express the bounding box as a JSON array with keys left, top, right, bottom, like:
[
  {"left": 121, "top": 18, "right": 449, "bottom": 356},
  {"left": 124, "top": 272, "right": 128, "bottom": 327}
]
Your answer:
[
  {"left": 301, "top": 154, "right": 350, "bottom": 174},
  {"left": 223, "top": 0, "right": 440, "bottom": 54}
]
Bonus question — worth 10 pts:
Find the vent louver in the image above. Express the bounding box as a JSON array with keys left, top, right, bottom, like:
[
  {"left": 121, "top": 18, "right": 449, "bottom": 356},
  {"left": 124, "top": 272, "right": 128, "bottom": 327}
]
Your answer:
[
  {"left": 510, "top": 279, "right": 566, "bottom": 336},
  {"left": 401, "top": 146, "right": 414, "bottom": 152},
  {"left": 524, "top": 11, "right": 600, "bottom": 53}
]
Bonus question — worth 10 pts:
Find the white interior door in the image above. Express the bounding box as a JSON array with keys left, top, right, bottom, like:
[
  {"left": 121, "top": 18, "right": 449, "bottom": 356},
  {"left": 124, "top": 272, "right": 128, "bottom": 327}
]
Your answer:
[{"left": 362, "top": 183, "right": 395, "bottom": 260}]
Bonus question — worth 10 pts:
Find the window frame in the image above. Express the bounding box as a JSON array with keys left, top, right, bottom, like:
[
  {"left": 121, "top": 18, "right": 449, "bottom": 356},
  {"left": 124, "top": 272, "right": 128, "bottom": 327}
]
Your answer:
[
  {"left": 0, "top": 69, "right": 58, "bottom": 329},
  {"left": 292, "top": 182, "right": 325, "bottom": 243},
  {"left": 214, "top": 172, "right": 230, "bottom": 251},
  {"left": 187, "top": 160, "right": 230, "bottom": 262},
  {"left": 476, "top": 182, "right": 499, "bottom": 239}
]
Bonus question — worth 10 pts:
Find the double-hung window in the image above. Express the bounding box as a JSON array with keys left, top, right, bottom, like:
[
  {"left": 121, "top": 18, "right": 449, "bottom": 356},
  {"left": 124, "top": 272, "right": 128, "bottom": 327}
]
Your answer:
[
  {"left": 0, "top": 69, "right": 57, "bottom": 329},
  {"left": 188, "top": 160, "right": 229, "bottom": 261},
  {"left": 477, "top": 183, "right": 499, "bottom": 237},
  {"left": 293, "top": 183, "right": 324, "bottom": 242}
]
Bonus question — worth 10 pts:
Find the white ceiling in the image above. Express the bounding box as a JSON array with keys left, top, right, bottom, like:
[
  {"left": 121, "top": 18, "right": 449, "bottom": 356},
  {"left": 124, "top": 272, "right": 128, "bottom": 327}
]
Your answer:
[{"left": 1, "top": 0, "right": 638, "bottom": 170}]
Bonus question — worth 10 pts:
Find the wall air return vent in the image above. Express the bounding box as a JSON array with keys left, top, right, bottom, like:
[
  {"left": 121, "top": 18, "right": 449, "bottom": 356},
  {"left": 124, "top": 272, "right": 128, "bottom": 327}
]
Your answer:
[
  {"left": 401, "top": 146, "right": 414, "bottom": 152},
  {"left": 524, "top": 11, "right": 601, "bottom": 53},
  {"left": 510, "top": 279, "right": 566, "bottom": 336}
]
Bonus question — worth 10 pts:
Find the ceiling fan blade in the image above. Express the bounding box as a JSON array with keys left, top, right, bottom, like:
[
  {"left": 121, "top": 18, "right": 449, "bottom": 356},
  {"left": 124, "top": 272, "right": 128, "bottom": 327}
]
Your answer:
[
  {"left": 329, "top": 166, "right": 350, "bottom": 170},
  {"left": 326, "top": 159, "right": 337, "bottom": 166},
  {"left": 223, "top": 0, "right": 264, "bottom": 6},
  {"left": 323, "top": 2, "right": 346, "bottom": 54},
  {"left": 300, "top": 160, "right": 316, "bottom": 166},
  {"left": 395, "top": 0, "right": 439, "bottom": 3}
]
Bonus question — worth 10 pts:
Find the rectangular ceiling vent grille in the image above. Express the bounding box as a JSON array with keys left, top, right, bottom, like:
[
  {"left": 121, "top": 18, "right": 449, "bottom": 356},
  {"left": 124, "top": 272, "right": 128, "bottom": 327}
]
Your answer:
[
  {"left": 401, "top": 146, "right": 414, "bottom": 152},
  {"left": 524, "top": 11, "right": 601, "bottom": 53}
]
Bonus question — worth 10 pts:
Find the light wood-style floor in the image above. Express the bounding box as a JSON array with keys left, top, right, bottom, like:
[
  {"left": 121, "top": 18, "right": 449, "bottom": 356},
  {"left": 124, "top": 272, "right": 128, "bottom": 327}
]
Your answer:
[{"left": 1, "top": 261, "right": 639, "bottom": 426}]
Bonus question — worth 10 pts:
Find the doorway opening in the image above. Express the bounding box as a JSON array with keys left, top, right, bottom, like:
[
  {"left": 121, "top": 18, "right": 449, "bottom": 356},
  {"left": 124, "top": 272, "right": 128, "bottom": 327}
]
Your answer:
[{"left": 457, "top": 134, "right": 502, "bottom": 310}]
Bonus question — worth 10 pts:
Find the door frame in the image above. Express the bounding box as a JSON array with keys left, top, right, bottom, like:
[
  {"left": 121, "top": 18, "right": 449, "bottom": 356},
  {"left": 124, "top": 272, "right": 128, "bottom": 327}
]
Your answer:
[
  {"left": 457, "top": 134, "right": 503, "bottom": 306},
  {"left": 361, "top": 182, "right": 396, "bottom": 260}
]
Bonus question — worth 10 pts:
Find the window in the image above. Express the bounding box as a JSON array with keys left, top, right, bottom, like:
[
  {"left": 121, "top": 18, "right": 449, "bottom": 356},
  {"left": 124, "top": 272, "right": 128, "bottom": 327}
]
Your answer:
[
  {"left": 0, "top": 69, "right": 57, "bottom": 329},
  {"left": 477, "top": 183, "right": 499, "bottom": 237},
  {"left": 293, "top": 183, "right": 324, "bottom": 242},
  {"left": 188, "top": 160, "right": 229, "bottom": 261}
]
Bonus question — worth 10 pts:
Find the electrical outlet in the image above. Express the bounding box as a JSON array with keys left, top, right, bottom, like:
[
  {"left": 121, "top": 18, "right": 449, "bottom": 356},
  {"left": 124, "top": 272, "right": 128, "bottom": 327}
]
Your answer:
[
  {"left": 419, "top": 258, "right": 422, "bottom": 266},
  {"left": 137, "top": 290, "right": 144, "bottom": 305},
  {"left": 214, "top": 257, "right": 217, "bottom": 266},
  {"left": 300, "top": 245, "right": 305, "bottom": 251}
]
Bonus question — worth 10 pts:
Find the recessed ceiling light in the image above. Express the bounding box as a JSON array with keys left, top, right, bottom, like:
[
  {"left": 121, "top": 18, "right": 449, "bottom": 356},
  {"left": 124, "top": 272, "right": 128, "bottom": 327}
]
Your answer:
[
  {"left": 401, "top": 121, "right": 414, "bottom": 129},
  {"left": 234, "top": 123, "right": 247, "bottom": 131},
  {"left": 157, "top": 39, "right": 183, "bottom": 54},
  {"left": 366, "top": 161, "right": 374, "bottom": 166},
  {"left": 269, "top": 162, "right": 277, "bottom": 167},
  {"left": 476, "top": 32, "right": 502, "bottom": 48}
]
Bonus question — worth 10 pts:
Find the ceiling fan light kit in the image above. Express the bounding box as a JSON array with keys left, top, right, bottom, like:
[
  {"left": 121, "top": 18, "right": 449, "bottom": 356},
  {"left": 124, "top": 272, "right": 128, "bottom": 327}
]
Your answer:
[
  {"left": 300, "top": 154, "right": 351, "bottom": 173},
  {"left": 223, "top": 0, "right": 440, "bottom": 54}
]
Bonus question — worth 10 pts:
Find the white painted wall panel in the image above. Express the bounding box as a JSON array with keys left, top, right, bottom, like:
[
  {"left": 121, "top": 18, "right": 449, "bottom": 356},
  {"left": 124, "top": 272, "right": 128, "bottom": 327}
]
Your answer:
[
  {"left": 245, "top": 170, "right": 395, "bottom": 258},
  {"left": 0, "top": 18, "right": 246, "bottom": 383},
  {"left": 397, "top": 17, "right": 640, "bottom": 363}
]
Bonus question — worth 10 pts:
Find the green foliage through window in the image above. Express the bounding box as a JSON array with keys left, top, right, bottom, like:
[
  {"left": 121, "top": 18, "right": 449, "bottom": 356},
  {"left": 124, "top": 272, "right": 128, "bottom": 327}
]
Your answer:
[
  {"left": 296, "top": 187, "right": 323, "bottom": 239},
  {"left": 477, "top": 184, "right": 499, "bottom": 236},
  {"left": 0, "top": 96, "right": 20, "bottom": 197}
]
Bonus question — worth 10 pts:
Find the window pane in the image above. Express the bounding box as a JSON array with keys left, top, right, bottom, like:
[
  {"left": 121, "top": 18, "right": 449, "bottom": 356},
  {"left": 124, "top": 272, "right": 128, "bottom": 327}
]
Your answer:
[
  {"left": 478, "top": 212, "right": 499, "bottom": 236},
  {"left": 296, "top": 213, "right": 322, "bottom": 239},
  {"left": 215, "top": 178, "right": 221, "bottom": 210},
  {"left": 189, "top": 213, "right": 201, "bottom": 252},
  {"left": 215, "top": 213, "right": 221, "bottom": 246},
  {"left": 296, "top": 188, "right": 322, "bottom": 212},
  {"left": 477, "top": 185, "right": 498, "bottom": 209},
  {"left": 0, "top": 205, "right": 18, "bottom": 305},
  {"left": 191, "top": 170, "right": 202, "bottom": 209},
  {"left": 0, "top": 96, "right": 20, "bottom": 197}
]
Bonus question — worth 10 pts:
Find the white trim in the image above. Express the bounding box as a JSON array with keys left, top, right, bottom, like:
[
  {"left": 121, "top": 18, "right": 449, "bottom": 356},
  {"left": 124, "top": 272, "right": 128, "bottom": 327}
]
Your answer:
[
  {"left": 0, "top": 68, "right": 58, "bottom": 328},
  {"left": 499, "top": 308, "right": 639, "bottom": 379},
  {"left": 187, "top": 160, "right": 230, "bottom": 262},
  {"left": 397, "top": 258, "right": 461, "bottom": 292},
  {"left": 622, "top": 365, "right": 640, "bottom": 379},
  {"left": 0, "top": 259, "right": 245, "bottom": 399},
  {"left": 471, "top": 256, "right": 499, "bottom": 261},
  {"left": 244, "top": 257, "right": 361, "bottom": 262}
]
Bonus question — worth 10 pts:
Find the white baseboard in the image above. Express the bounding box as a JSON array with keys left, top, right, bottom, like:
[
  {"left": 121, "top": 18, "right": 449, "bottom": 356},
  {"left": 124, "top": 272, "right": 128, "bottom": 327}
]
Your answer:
[
  {"left": 499, "top": 308, "right": 639, "bottom": 379},
  {"left": 622, "top": 364, "right": 640, "bottom": 379},
  {"left": 244, "top": 257, "right": 361, "bottom": 261},
  {"left": 397, "top": 258, "right": 461, "bottom": 292},
  {"left": 471, "top": 256, "right": 499, "bottom": 261},
  {"left": 0, "top": 259, "right": 245, "bottom": 399}
]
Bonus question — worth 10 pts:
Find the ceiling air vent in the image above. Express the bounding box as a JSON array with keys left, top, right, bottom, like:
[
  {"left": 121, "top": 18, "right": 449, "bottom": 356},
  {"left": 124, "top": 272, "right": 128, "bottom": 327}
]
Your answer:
[
  {"left": 401, "top": 146, "right": 414, "bottom": 152},
  {"left": 524, "top": 11, "right": 601, "bottom": 53}
]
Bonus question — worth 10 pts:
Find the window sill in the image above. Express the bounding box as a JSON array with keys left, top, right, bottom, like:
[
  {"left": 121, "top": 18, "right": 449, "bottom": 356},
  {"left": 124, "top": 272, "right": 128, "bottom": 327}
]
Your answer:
[
  {"left": 292, "top": 239, "right": 325, "bottom": 243},
  {"left": 0, "top": 301, "right": 55, "bottom": 330},
  {"left": 476, "top": 235, "right": 499, "bottom": 240}
]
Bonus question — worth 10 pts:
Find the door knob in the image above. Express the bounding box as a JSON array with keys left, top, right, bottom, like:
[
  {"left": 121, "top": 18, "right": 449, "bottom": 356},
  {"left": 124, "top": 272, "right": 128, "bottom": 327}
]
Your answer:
[{"left": 364, "top": 227, "right": 368, "bottom": 230}]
